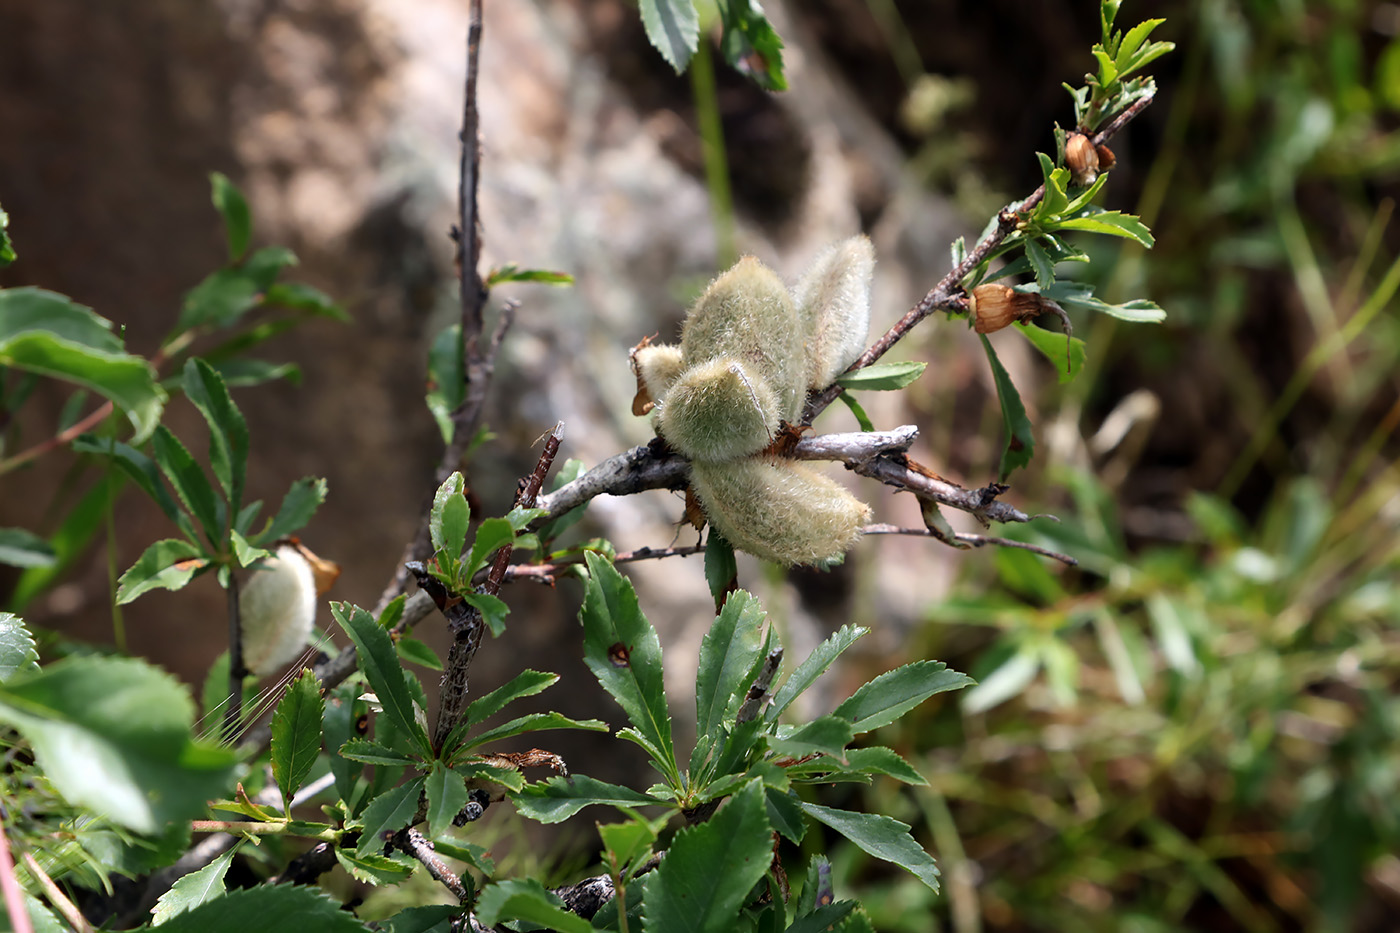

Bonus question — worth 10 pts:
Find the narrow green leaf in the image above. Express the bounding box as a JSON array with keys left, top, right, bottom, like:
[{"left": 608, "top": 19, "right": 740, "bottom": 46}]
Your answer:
[
  {"left": 1043, "top": 281, "right": 1166, "bottom": 322},
  {"left": 396, "top": 636, "right": 442, "bottom": 671},
  {"left": 426, "top": 324, "right": 463, "bottom": 444},
  {"left": 979, "top": 335, "right": 1034, "bottom": 480},
  {"left": 333, "top": 849, "right": 414, "bottom": 887},
  {"left": 768, "top": 624, "right": 868, "bottom": 722},
  {"left": 801, "top": 801, "right": 940, "bottom": 893},
  {"left": 1015, "top": 322, "right": 1085, "bottom": 384},
  {"left": 230, "top": 529, "right": 271, "bottom": 568},
  {"left": 459, "top": 711, "right": 608, "bottom": 751},
  {"left": 425, "top": 761, "right": 468, "bottom": 840},
  {"left": 694, "top": 590, "right": 767, "bottom": 743},
  {"left": 1034, "top": 152, "right": 1070, "bottom": 217},
  {"left": 770, "top": 714, "right": 854, "bottom": 762},
  {"left": 254, "top": 476, "right": 328, "bottom": 545},
  {"left": 1115, "top": 18, "right": 1166, "bottom": 74},
  {"left": 73, "top": 436, "right": 186, "bottom": 528},
  {"left": 962, "top": 649, "right": 1039, "bottom": 714},
  {"left": 151, "top": 845, "right": 236, "bottom": 925},
  {"left": 785, "top": 904, "right": 857, "bottom": 933},
  {"left": 209, "top": 172, "right": 251, "bottom": 262},
  {"left": 1024, "top": 238, "right": 1055, "bottom": 289},
  {"left": 484, "top": 265, "right": 575, "bottom": 287},
  {"left": 717, "top": 0, "right": 788, "bottom": 91},
  {"left": 579, "top": 552, "right": 676, "bottom": 779},
  {"left": 323, "top": 683, "right": 366, "bottom": 810},
  {"left": 430, "top": 473, "right": 469, "bottom": 561},
  {"left": 833, "top": 660, "right": 973, "bottom": 734},
  {"left": 152, "top": 427, "right": 223, "bottom": 543},
  {"left": 356, "top": 776, "right": 426, "bottom": 857},
  {"left": 183, "top": 359, "right": 249, "bottom": 511},
  {"left": 155, "top": 880, "right": 371, "bottom": 933},
  {"left": 338, "top": 737, "right": 416, "bottom": 767},
  {"left": 452, "top": 759, "right": 526, "bottom": 793},
  {"left": 837, "top": 391, "right": 874, "bottom": 432},
  {"left": 703, "top": 531, "right": 737, "bottom": 607},
  {"left": 512, "top": 774, "right": 663, "bottom": 824},
  {"left": 177, "top": 268, "right": 262, "bottom": 332},
  {"left": 1052, "top": 209, "right": 1155, "bottom": 246},
  {"left": 639, "top": 0, "right": 700, "bottom": 73},
  {"left": 0, "top": 656, "right": 237, "bottom": 834},
  {"left": 333, "top": 602, "right": 432, "bottom": 757},
  {"left": 0, "top": 614, "right": 40, "bottom": 681},
  {"left": 464, "top": 670, "right": 557, "bottom": 727},
  {"left": 476, "top": 879, "right": 593, "bottom": 933},
  {"left": 642, "top": 780, "right": 771, "bottom": 933},
  {"left": 834, "top": 361, "right": 927, "bottom": 391},
  {"left": 785, "top": 747, "right": 927, "bottom": 786},
  {"left": 462, "top": 592, "right": 510, "bottom": 637},
  {"left": 262, "top": 281, "right": 350, "bottom": 321},
  {"left": 0, "top": 528, "right": 56, "bottom": 568},
  {"left": 270, "top": 668, "right": 324, "bottom": 808},
  {"left": 116, "top": 538, "right": 205, "bottom": 604}
]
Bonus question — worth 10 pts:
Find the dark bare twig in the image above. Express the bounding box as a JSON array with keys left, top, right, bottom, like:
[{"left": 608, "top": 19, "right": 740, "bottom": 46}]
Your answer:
[
  {"left": 737, "top": 648, "right": 783, "bottom": 724},
  {"left": 484, "top": 422, "right": 562, "bottom": 594},
  {"left": 552, "top": 875, "right": 616, "bottom": 920},
  {"left": 499, "top": 544, "right": 707, "bottom": 586},
  {"left": 804, "top": 90, "right": 1157, "bottom": 421},
  {"left": 862, "top": 524, "right": 1078, "bottom": 566},
  {"left": 391, "top": 828, "right": 471, "bottom": 904},
  {"left": 221, "top": 571, "right": 244, "bottom": 742}
]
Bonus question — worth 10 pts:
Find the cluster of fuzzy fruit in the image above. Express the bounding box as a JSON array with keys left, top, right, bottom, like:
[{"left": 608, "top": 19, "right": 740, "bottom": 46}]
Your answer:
[{"left": 631, "top": 237, "right": 876, "bottom": 567}]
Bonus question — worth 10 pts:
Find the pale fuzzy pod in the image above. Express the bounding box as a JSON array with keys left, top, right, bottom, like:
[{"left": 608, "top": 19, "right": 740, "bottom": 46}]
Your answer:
[
  {"left": 690, "top": 457, "right": 872, "bottom": 566},
  {"left": 630, "top": 342, "right": 684, "bottom": 416},
  {"left": 239, "top": 544, "right": 317, "bottom": 676},
  {"left": 792, "top": 235, "right": 874, "bottom": 389},
  {"left": 658, "top": 357, "right": 780, "bottom": 461},
  {"left": 679, "top": 257, "right": 805, "bottom": 423}
]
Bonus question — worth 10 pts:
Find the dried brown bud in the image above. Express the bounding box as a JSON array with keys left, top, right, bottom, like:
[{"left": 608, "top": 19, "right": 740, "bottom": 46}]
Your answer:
[
  {"left": 1095, "top": 143, "right": 1116, "bottom": 171},
  {"left": 1065, "top": 132, "right": 1099, "bottom": 186},
  {"left": 969, "top": 283, "right": 1047, "bottom": 334}
]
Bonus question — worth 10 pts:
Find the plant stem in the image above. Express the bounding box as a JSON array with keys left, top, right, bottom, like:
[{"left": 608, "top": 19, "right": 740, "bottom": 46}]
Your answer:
[{"left": 690, "top": 36, "right": 737, "bottom": 268}]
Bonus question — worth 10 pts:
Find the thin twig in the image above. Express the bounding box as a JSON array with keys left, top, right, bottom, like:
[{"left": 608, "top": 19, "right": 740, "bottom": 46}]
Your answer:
[
  {"left": 0, "top": 814, "right": 33, "bottom": 933},
  {"left": 485, "top": 422, "right": 562, "bottom": 594},
  {"left": 737, "top": 648, "right": 783, "bottom": 724},
  {"left": 804, "top": 90, "right": 1156, "bottom": 421},
  {"left": 21, "top": 853, "right": 93, "bottom": 933},
  {"left": 391, "top": 828, "right": 471, "bottom": 904},
  {"left": 862, "top": 524, "right": 1078, "bottom": 565},
  {"left": 500, "top": 544, "right": 707, "bottom": 585}
]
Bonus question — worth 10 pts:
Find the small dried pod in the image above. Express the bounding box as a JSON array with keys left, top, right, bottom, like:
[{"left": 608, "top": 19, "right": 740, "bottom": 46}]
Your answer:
[
  {"left": 969, "top": 283, "right": 1050, "bottom": 334},
  {"left": 658, "top": 357, "right": 781, "bottom": 462},
  {"left": 1094, "top": 143, "right": 1116, "bottom": 171},
  {"left": 630, "top": 338, "right": 684, "bottom": 416},
  {"left": 1065, "top": 132, "right": 1099, "bottom": 187},
  {"left": 689, "top": 457, "right": 872, "bottom": 567},
  {"left": 791, "top": 235, "right": 874, "bottom": 390}
]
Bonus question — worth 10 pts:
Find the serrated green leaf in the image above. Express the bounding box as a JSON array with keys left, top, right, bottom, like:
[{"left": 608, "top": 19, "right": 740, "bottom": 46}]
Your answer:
[
  {"left": 333, "top": 603, "right": 432, "bottom": 758},
  {"left": 116, "top": 538, "right": 206, "bottom": 604},
  {"left": 1042, "top": 281, "right": 1166, "bottom": 322},
  {"left": 459, "top": 711, "right": 608, "bottom": 752},
  {"left": 152, "top": 426, "right": 223, "bottom": 543},
  {"left": 801, "top": 801, "right": 939, "bottom": 893},
  {"left": 208, "top": 172, "right": 251, "bottom": 262},
  {"left": 512, "top": 774, "right": 663, "bottom": 824},
  {"left": 184, "top": 358, "right": 249, "bottom": 511},
  {"left": 1052, "top": 209, "right": 1155, "bottom": 246},
  {"left": 0, "top": 528, "right": 55, "bottom": 568},
  {"left": 476, "top": 879, "right": 593, "bottom": 933},
  {"left": 0, "top": 287, "right": 123, "bottom": 351},
  {"left": 694, "top": 590, "right": 767, "bottom": 739},
  {"left": 768, "top": 624, "right": 867, "bottom": 722},
  {"left": 1016, "top": 322, "right": 1085, "bottom": 384},
  {"left": 430, "top": 473, "right": 469, "bottom": 562},
  {"left": 639, "top": 0, "right": 700, "bottom": 72},
  {"left": 979, "top": 335, "right": 1034, "bottom": 481},
  {"left": 323, "top": 684, "right": 366, "bottom": 809},
  {"left": 462, "top": 592, "right": 510, "bottom": 638},
  {"left": 230, "top": 529, "right": 271, "bottom": 568},
  {"left": 151, "top": 845, "right": 236, "bottom": 925},
  {"left": 785, "top": 903, "right": 857, "bottom": 933},
  {"left": 642, "top": 780, "right": 771, "bottom": 933},
  {"left": 270, "top": 668, "right": 324, "bottom": 808},
  {"left": 1024, "top": 238, "right": 1055, "bottom": 288},
  {"left": 0, "top": 614, "right": 40, "bottom": 681},
  {"left": 833, "top": 660, "right": 972, "bottom": 734},
  {"left": 1115, "top": 18, "right": 1166, "bottom": 74},
  {"left": 156, "top": 879, "right": 371, "bottom": 933},
  {"left": 703, "top": 530, "right": 737, "bottom": 607},
  {"left": 600, "top": 817, "right": 658, "bottom": 873},
  {"left": 254, "top": 476, "right": 328, "bottom": 545},
  {"left": 771, "top": 714, "right": 855, "bottom": 763},
  {"left": 834, "top": 361, "right": 927, "bottom": 391},
  {"left": 465, "top": 517, "right": 515, "bottom": 578},
  {"left": 579, "top": 552, "right": 676, "bottom": 780},
  {"left": 1035, "top": 153, "right": 1070, "bottom": 217},
  {"left": 0, "top": 656, "right": 237, "bottom": 834},
  {"left": 426, "top": 760, "right": 468, "bottom": 840},
  {"left": 334, "top": 849, "right": 415, "bottom": 887},
  {"left": 464, "top": 670, "right": 557, "bottom": 727},
  {"left": 339, "top": 737, "right": 416, "bottom": 767},
  {"left": 356, "top": 776, "right": 426, "bottom": 857},
  {"left": 785, "top": 746, "right": 927, "bottom": 786},
  {"left": 73, "top": 435, "right": 186, "bottom": 528}
]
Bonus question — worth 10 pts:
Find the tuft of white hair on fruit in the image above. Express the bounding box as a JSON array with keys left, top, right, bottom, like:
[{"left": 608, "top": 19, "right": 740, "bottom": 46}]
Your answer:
[
  {"left": 239, "top": 544, "right": 317, "bottom": 677},
  {"left": 791, "top": 235, "right": 874, "bottom": 390}
]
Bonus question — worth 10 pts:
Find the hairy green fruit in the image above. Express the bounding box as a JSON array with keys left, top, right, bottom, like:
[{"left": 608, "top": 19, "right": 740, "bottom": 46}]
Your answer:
[
  {"left": 639, "top": 240, "right": 877, "bottom": 565},
  {"left": 793, "top": 235, "right": 875, "bottom": 388},
  {"left": 691, "top": 457, "right": 871, "bottom": 566}
]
